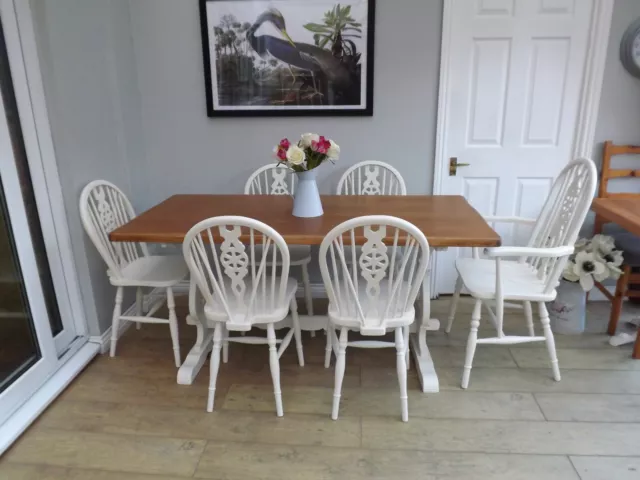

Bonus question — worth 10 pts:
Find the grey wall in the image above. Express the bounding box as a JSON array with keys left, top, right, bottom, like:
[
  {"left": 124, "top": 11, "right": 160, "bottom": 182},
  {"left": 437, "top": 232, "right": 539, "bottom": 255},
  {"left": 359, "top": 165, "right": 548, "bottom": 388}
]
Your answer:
[
  {"left": 128, "top": 0, "right": 443, "bottom": 211},
  {"left": 31, "top": 0, "right": 144, "bottom": 335},
  {"left": 31, "top": 0, "right": 640, "bottom": 335},
  {"left": 583, "top": 0, "right": 640, "bottom": 234},
  {"left": 593, "top": 0, "right": 640, "bottom": 153}
]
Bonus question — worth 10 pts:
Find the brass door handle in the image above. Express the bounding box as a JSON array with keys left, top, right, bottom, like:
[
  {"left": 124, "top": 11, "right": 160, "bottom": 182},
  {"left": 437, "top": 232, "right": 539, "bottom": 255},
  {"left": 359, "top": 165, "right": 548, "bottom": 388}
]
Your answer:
[{"left": 449, "top": 157, "right": 470, "bottom": 176}]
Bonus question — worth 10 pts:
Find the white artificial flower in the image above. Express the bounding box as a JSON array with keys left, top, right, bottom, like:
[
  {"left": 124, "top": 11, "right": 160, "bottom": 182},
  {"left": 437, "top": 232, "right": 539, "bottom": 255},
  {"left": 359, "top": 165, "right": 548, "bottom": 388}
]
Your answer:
[
  {"left": 590, "top": 234, "right": 616, "bottom": 255},
  {"left": 597, "top": 248, "right": 624, "bottom": 279},
  {"left": 286, "top": 145, "right": 306, "bottom": 166},
  {"left": 562, "top": 261, "right": 580, "bottom": 283},
  {"left": 573, "top": 251, "right": 607, "bottom": 291},
  {"left": 327, "top": 140, "right": 340, "bottom": 160},
  {"left": 574, "top": 238, "right": 589, "bottom": 252},
  {"left": 300, "top": 133, "right": 319, "bottom": 148}
]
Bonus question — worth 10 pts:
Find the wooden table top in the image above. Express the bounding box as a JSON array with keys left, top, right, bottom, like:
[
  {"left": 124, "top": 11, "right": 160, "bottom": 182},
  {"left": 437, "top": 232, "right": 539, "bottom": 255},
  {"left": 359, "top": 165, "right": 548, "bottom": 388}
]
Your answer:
[
  {"left": 592, "top": 198, "right": 640, "bottom": 236},
  {"left": 109, "top": 194, "right": 501, "bottom": 248}
]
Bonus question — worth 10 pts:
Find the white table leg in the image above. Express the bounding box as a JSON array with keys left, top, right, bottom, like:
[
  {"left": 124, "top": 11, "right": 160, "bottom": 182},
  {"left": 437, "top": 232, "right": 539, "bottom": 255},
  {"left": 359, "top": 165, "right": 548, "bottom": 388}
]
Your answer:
[
  {"left": 177, "top": 278, "right": 213, "bottom": 385},
  {"left": 410, "top": 249, "right": 442, "bottom": 393}
]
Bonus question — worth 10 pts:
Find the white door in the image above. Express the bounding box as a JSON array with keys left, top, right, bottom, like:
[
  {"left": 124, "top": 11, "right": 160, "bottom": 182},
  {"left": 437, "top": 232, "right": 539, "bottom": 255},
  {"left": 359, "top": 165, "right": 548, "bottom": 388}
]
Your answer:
[{"left": 435, "top": 0, "right": 595, "bottom": 294}]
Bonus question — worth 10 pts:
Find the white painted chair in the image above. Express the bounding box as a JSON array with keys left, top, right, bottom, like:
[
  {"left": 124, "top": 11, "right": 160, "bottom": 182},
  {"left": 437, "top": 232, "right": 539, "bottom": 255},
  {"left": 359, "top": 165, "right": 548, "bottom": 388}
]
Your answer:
[
  {"left": 183, "top": 216, "right": 304, "bottom": 416},
  {"left": 245, "top": 164, "right": 314, "bottom": 319},
  {"left": 80, "top": 180, "right": 187, "bottom": 366},
  {"left": 319, "top": 216, "right": 430, "bottom": 421},
  {"left": 446, "top": 158, "right": 598, "bottom": 389},
  {"left": 336, "top": 160, "right": 407, "bottom": 195}
]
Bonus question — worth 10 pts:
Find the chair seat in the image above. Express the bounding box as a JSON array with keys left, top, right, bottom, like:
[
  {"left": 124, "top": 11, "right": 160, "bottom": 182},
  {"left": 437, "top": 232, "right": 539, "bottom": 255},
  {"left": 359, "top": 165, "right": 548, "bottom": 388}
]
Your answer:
[
  {"left": 456, "top": 258, "right": 556, "bottom": 302},
  {"left": 204, "top": 277, "right": 298, "bottom": 331},
  {"left": 112, "top": 255, "right": 188, "bottom": 287},
  {"left": 254, "top": 245, "right": 311, "bottom": 266},
  {"left": 328, "top": 280, "right": 415, "bottom": 335}
]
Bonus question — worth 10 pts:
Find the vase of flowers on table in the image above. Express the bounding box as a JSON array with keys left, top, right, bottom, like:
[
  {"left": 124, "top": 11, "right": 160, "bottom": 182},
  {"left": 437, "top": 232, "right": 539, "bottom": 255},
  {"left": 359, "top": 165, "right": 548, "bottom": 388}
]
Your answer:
[
  {"left": 274, "top": 133, "right": 340, "bottom": 218},
  {"left": 549, "top": 234, "right": 623, "bottom": 334}
]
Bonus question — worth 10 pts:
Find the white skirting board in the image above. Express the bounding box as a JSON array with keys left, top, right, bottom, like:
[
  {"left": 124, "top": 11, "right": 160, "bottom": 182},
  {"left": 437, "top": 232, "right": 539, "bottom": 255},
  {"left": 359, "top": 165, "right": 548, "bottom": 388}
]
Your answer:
[
  {"left": 0, "top": 342, "right": 98, "bottom": 455},
  {"left": 89, "top": 317, "right": 132, "bottom": 354}
]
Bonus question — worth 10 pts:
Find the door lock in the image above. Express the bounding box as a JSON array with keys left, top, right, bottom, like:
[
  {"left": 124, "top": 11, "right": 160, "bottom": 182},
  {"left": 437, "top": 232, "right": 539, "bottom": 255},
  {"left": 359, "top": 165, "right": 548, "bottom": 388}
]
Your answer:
[{"left": 449, "top": 157, "right": 470, "bottom": 176}]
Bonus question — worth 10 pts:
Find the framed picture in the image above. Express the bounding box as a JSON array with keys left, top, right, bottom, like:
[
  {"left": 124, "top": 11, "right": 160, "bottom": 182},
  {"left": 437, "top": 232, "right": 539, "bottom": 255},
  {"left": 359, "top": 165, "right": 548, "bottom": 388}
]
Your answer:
[{"left": 199, "top": 0, "right": 375, "bottom": 117}]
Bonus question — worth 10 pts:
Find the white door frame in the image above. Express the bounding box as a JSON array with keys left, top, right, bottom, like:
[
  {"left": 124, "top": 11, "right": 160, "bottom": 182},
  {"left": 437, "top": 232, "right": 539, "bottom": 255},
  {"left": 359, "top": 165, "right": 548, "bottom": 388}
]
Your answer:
[
  {"left": 4, "top": 0, "right": 88, "bottom": 341},
  {"left": 430, "top": 0, "right": 614, "bottom": 297}
]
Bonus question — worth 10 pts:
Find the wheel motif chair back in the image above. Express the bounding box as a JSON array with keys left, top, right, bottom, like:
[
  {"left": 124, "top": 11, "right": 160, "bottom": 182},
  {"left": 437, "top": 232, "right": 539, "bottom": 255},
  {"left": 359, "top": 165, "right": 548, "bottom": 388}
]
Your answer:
[
  {"left": 336, "top": 161, "right": 407, "bottom": 195},
  {"left": 245, "top": 164, "right": 296, "bottom": 195},
  {"left": 319, "top": 216, "right": 430, "bottom": 335},
  {"left": 524, "top": 158, "right": 597, "bottom": 294},
  {"left": 183, "top": 216, "right": 291, "bottom": 329},
  {"left": 79, "top": 180, "right": 147, "bottom": 280}
]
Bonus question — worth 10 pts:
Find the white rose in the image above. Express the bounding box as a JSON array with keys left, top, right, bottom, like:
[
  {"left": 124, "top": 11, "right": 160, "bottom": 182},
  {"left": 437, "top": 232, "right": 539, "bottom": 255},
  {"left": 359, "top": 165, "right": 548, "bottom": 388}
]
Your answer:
[
  {"left": 300, "top": 133, "right": 319, "bottom": 148},
  {"left": 286, "top": 145, "right": 306, "bottom": 165},
  {"left": 327, "top": 140, "right": 340, "bottom": 160}
]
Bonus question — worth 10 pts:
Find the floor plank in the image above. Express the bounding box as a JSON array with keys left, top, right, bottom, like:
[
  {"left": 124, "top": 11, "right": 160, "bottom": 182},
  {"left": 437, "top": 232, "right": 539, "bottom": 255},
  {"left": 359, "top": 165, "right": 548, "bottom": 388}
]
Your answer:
[
  {"left": 2, "top": 429, "right": 205, "bottom": 476},
  {"left": 223, "top": 384, "right": 545, "bottom": 420},
  {"left": 570, "top": 456, "right": 640, "bottom": 480},
  {"left": 194, "top": 442, "right": 580, "bottom": 480},
  {"left": 535, "top": 393, "right": 640, "bottom": 422},
  {"left": 361, "top": 417, "right": 640, "bottom": 456}
]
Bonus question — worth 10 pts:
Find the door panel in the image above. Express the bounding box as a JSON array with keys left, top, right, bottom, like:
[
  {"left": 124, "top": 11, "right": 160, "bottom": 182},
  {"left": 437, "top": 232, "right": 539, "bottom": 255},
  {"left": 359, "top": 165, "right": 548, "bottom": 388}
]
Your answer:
[{"left": 435, "top": 0, "right": 594, "bottom": 293}]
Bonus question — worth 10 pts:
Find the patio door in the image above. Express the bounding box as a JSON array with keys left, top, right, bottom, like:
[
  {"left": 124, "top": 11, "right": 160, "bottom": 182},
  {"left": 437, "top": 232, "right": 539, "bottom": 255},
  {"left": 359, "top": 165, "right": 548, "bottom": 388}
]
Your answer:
[
  {"left": 0, "top": 5, "right": 76, "bottom": 427},
  {"left": 434, "top": 0, "right": 599, "bottom": 294}
]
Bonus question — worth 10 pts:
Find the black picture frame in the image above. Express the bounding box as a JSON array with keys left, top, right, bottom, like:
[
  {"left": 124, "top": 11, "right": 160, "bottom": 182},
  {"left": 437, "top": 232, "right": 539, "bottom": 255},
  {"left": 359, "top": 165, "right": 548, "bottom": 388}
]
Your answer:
[{"left": 200, "top": 0, "right": 375, "bottom": 117}]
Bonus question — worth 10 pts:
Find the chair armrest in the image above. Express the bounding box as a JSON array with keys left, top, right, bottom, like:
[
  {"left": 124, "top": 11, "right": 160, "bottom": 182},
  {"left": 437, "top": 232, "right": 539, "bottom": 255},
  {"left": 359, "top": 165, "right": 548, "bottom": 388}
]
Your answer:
[
  {"left": 485, "top": 246, "right": 574, "bottom": 258},
  {"left": 483, "top": 216, "right": 537, "bottom": 225}
]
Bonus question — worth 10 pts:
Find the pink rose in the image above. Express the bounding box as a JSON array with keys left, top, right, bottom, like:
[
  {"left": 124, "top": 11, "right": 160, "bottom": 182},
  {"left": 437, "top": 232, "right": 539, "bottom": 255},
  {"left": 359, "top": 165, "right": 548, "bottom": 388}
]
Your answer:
[
  {"left": 276, "top": 147, "right": 287, "bottom": 161},
  {"left": 279, "top": 138, "right": 290, "bottom": 150},
  {"left": 311, "top": 136, "right": 331, "bottom": 154}
]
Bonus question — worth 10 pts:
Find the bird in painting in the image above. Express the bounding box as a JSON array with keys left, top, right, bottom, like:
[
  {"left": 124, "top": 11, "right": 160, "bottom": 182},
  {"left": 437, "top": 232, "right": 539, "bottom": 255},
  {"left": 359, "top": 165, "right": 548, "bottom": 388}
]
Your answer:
[{"left": 246, "top": 8, "right": 354, "bottom": 91}]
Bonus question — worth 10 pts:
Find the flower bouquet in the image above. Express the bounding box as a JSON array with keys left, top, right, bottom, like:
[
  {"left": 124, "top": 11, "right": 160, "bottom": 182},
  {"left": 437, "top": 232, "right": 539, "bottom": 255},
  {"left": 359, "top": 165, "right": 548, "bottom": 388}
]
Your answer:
[
  {"left": 274, "top": 133, "right": 340, "bottom": 172},
  {"left": 551, "top": 234, "right": 623, "bottom": 334},
  {"left": 562, "top": 234, "right": 623, "bottom": 291},
  {"left": 273, "top": 133, "right": 340, "bottom": 218}
]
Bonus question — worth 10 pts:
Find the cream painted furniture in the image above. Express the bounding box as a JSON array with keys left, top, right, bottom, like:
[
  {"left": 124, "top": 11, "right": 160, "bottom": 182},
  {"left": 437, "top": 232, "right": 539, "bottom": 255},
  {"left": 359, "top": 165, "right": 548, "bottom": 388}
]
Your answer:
[
  {"left": 336, "top": 161, "right": 407, "bottom": 195},
  {"left": 446, "top": 158, "right": 597, "bottom": 388},
  {"left": 109, "top": 194, "right": 500, "bottom": 391},
  {"left": 245, "top": 164, "right": 314, "bottom": 319},
  {"left": 320, "top": 216, "right": 430, "bottom": 421},
  {"left": 182, "top": 216, "right": 304, "bottom": 416},
  {"left": 80, "top": 180, "right": 187, "bottom": 366}
]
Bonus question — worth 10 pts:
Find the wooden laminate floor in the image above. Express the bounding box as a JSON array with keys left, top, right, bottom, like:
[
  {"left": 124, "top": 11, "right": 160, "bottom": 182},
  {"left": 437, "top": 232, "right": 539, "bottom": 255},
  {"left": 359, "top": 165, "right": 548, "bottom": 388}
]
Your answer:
[{"left": 2, "top": 299, "right": 640, "bottom": 479}]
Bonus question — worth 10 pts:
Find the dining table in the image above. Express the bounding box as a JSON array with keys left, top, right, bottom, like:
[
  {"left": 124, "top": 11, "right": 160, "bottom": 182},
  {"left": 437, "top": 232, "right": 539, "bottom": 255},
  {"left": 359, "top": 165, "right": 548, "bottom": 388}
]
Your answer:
[
  {"left": 110, "top": 194, "right": 501, "bottom": 392},
  {"left": 591, "top": 197, "right": 640, "bottom": 358}
]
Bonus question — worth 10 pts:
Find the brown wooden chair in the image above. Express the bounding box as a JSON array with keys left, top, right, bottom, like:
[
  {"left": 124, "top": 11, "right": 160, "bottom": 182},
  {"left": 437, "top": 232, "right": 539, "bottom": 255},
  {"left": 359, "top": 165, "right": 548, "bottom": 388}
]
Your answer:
[{"left": 593, "top": 141, "right": 640, "bottom": 358}]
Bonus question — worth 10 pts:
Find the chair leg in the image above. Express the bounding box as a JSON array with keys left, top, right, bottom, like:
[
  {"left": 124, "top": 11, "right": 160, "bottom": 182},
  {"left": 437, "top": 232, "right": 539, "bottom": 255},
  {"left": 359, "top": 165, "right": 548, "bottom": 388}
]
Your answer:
[
  {"left": 290, "top": 298, "right": 305, "bottom": 367},
  {"left": 267, "top": 324, "right": 283, "bottom": 417},
  {"left": 301, "top": 263, "right": 314, "bottom": 317},
  {"left": 523, "top": 301, "right": 535, "bottom": 337},
  {"left": 135, "top": 287, "right": 143, "bottom": 330},
  {"left": 609, "top": 265, "right": 631, "bottom": 336},
  {"left": 446, "top": 276, "right": 463, "bottom": 333},
  {"left": 167, "top": 288, "right": 181, "bottom": 368},
  {"left": 539, "top": 302, "right": 561, "bottom": 381},
  {"left": 207, "top": 324, "right": 222, "bottom": 412},
  {"left": 222, "top": 323, "right": 229, "bottom": 364},
  {"left": 395, "top": 327, "right": 408, "bottom": 422},
  {"left": 324, "top": 319, "right": 333, "bottom": 368},
  {"left": 633, "top": 327, "right": 640, "bottom": 359},
  {"left": 461, "top": 299, "right": 482, "bottom": 389},
  {"left": 403, "top": 325, "right": 410, "bottom": 370},
  {"left": 109, "top": 287, "right": 124, "bottom": 358},
  {"left": 332, "top": 327, "right": 348, "bottom": 420}
]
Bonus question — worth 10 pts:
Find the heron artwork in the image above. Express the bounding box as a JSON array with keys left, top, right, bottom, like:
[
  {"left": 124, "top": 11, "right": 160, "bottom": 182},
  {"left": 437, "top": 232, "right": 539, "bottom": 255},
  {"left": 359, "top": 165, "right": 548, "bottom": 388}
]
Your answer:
[{"left": 201, "top": 0, "right": 374, "bottom": 116}]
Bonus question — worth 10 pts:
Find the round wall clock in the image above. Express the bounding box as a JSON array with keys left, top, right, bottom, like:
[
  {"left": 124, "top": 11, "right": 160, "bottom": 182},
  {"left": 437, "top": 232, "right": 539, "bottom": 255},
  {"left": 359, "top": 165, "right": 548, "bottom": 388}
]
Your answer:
[{"left": 620, "top": 18, "right": 640, "bottom": 78}]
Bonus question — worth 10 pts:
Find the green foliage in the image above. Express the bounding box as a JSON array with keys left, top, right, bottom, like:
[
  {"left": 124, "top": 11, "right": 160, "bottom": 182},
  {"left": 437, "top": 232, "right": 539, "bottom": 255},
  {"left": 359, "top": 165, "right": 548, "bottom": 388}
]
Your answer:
[{"left": 303, "top": 3, "right": 362, "bottom": 49}]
